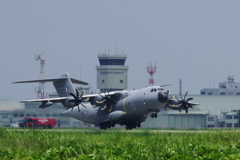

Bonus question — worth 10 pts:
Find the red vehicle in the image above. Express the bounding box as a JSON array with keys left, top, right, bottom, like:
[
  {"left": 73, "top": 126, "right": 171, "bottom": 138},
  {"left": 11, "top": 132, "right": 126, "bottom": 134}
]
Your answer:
[{"left": 19, "top": 118, "right": 56, "bottom": 129}]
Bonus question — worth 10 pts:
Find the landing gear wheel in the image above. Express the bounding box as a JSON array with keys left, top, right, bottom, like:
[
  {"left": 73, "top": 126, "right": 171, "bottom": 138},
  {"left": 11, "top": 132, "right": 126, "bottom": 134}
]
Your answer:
[
  {"left": 151, "top": 113, "right": 158, "bottom": 118},
  {"left": 125, "top": 124, "right": 133, "bottom": 130},
  {"left": 151, "top": 113, "right": 154, "bottom": 118},
  {"left": 137, "top": 122, "right": 141, "bottom": 128},
  {"left": 154, "top": 113, "right": 158, "bottom": 118},
  {"left": 111, "top": 121, "right": 116, "bottom": 127},
  {"left": 107, "top": 121, "right": 111, "bottom": 128}
]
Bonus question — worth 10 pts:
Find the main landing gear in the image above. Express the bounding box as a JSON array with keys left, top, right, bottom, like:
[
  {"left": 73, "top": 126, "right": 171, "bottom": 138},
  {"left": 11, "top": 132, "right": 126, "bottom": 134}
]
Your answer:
[
  {"left": 125, "top": 122, "right": 141, "bottom": 130},
  {"left": 150, "top": 112, "right": 158, "bottom": 118},
  {"left": 99, "top": 121, "right": 116, "bottom": 130}
]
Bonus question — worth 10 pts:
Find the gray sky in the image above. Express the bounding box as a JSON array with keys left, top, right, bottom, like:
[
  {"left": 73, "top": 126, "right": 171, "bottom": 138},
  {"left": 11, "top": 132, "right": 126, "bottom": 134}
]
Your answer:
[{"left": 1, "top": 1, "right": 240, "bottom": 102}]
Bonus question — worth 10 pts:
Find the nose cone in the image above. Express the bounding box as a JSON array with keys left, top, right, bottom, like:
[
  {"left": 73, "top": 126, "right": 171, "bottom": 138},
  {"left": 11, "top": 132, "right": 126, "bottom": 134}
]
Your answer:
[{"left": 158, "top": 91, "right": 168, "bottom": 103}]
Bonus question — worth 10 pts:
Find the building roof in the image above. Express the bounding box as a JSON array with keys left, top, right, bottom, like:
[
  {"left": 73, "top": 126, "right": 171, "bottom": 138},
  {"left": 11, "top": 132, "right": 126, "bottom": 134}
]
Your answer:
[
  {"left": 225, "top": 112, "right": 238, "bottom": 115},
  {"left": 166, "top": 110, "right": 210, "bottom": 115},
  {"left": 0, "top": 99, "right": 24, "bottom": 111}
]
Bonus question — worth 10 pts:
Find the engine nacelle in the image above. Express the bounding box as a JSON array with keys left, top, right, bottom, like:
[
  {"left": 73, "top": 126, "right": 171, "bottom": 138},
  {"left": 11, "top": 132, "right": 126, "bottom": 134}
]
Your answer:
[
  {"left": 62, "top": 98, "right": 75, "bottom": 108},
  {"left": 108, "top": 110, "right": 125, "bottom": 121},
  {"left": 38, "top": 101, "right": 53, "bottom": 109},
  {"left": 88, "top": 95, "right": 104, "bottom": 106}
]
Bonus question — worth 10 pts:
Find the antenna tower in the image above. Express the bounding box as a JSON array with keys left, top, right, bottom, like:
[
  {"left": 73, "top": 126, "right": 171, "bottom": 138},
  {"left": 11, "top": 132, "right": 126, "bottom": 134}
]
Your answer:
[
  {"left": 179, "top": 79, "right": 182, "bottom": 96},
  {"left": 34, "top": 53, "right": 49, "bottom": 99},
  {"left": 146, "top": 62, "right": 157, "bottom": 86}
]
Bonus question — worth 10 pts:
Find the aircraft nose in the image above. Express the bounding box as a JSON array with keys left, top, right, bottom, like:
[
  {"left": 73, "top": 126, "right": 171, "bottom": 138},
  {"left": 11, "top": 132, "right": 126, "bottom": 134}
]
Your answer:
[{"left": 158, "top": 91, "right": 168, "bottom": 103}]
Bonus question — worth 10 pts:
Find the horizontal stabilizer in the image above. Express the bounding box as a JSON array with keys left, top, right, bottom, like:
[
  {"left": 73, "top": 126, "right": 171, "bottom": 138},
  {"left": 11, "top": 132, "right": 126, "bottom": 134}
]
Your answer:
[{"left": 12, "top": 77, "right": 88, "bottom": 85}]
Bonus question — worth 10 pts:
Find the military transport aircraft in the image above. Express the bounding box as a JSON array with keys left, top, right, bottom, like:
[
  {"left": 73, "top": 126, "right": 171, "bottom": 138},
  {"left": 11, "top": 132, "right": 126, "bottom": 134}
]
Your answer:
[{"left": 13, "top": 73, "right": 198, "bottom": 130}]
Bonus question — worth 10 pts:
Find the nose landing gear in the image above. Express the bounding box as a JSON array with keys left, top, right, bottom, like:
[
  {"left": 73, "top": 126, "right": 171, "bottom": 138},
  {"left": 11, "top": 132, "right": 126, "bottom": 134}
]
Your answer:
[{"left": 150, "top": 112, "right": 158, "bottom": 118}]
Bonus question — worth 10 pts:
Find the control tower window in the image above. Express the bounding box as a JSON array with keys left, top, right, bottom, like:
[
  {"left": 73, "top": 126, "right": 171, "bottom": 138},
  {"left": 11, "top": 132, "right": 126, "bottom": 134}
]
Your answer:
[{"left": 99, "top": 59, "right": 126, "bottom": 65}]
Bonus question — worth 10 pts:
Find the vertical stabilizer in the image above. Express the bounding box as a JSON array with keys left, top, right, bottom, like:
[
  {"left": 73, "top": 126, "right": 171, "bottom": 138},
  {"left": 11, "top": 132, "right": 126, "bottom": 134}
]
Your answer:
[{"left": 53, "top": 73, "right": 76, "bottom": 97}]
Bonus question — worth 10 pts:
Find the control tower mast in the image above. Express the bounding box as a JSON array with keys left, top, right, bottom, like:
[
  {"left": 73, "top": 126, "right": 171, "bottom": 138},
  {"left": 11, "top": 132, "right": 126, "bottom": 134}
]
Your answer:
[
  {"left": 34, "top": 53, "right": 48, "bottom": 99},
  {"left": 146, "top": 62, "right": 157, "bottom": 86}
]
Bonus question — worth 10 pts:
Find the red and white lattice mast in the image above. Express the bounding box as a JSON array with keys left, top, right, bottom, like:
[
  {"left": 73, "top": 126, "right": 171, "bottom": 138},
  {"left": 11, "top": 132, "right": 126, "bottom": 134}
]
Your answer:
[
  {"left": 34, "top": 53, "right": 49, "bottom": 99},
  {"left": 146, "top": 62, "right": 157, "bottom": 86}
]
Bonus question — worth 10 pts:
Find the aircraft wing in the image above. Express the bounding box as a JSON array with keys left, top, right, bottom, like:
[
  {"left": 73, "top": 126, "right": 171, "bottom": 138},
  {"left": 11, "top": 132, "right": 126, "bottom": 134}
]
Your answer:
[
  {"left": 20, "top": 97, "right": 66, "bottom": 103},
  {"left": 21, "top": 97, "right": 69, "bottom": 109},
  {"left": 82, "top": 91, "right": 116, "bottom": 98}
]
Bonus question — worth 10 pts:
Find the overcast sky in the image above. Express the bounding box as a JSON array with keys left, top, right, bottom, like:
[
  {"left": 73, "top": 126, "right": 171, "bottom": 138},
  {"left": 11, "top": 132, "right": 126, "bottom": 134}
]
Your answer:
[{"left": 1, "top": 1, "right": 240, "bottom": 102}]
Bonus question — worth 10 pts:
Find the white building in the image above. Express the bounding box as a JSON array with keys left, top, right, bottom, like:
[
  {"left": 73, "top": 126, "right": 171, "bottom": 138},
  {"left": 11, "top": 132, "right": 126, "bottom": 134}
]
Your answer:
[{"left": 201, "top": 76, "right": 240, "bottom": 95}]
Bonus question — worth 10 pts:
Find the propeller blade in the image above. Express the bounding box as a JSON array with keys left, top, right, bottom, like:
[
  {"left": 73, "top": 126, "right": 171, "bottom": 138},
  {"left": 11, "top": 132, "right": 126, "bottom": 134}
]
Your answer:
[
  {"left": 184, "top": 91, "right": 188, "bottom": 101},
  {"left": 101, "top": 104, "right": 107, "bottom": 110},
  {"left": 96, "top": 99, "right": 106, "bottom": 104},
  {"left": 187, "top": 103, "right": 193, "bottom": 109},
  {"left": 98, "top": 92, "right": 105, "bottom": 99},
  {"left": 108, "top": 87, "right": 112, "bottom": 94},
  {"left": 80, "top": 90, "right": 84, "bottom": 98},
  {"left": 167, "top": 89, "right": 170, "bottom": 96},
  {"left": 68, "top": 92, "right": 77, "bottom": 99},
  {"left": 80, "top": 103, "right": 87, "bottom": 108},
  {"left": 75, "top": 88, "right": 79, "bottom": 97},
  {"left": 186, "top": 97, "right": 193, "bottom": 102}
]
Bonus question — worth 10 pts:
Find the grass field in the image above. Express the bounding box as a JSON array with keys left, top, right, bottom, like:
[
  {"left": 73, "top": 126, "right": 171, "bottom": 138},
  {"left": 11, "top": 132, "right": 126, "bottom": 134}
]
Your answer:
[{"left": 1, "top": 128, "right": 240, "bottom": 159}]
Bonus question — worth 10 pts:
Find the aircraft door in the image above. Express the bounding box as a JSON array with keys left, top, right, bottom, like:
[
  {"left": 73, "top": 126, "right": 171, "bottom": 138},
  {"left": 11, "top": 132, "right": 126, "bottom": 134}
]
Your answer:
[{"left": 131, "top": 103, "right": 136, "bottom": 111}]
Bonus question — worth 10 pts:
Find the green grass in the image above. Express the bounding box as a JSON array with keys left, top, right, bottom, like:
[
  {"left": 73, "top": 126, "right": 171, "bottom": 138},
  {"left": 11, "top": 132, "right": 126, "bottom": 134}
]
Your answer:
[{"left": 1, "top": 128, "right": 240, "bottom": 159}]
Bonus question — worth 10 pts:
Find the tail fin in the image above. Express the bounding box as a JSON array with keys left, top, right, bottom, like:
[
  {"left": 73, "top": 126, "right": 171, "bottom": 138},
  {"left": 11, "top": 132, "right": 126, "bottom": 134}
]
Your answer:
[
  {"left": 53, "top": 73, "right": 79, "bottom": 97},
  {"left": 12, "top": 72, "right": 88, "bottom": 97}
]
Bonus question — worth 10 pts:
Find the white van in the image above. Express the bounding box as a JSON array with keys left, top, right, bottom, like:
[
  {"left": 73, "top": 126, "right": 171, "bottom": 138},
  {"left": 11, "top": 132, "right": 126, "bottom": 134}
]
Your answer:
[{"left": 10, "top": 122, "right": 19, "bottom": 127}]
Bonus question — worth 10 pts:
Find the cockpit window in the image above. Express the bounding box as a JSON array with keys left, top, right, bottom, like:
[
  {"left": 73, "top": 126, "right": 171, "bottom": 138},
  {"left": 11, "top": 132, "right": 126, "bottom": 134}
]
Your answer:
[
  {"left": 151, "top": 88, "right": 157, "bottom": 92},
  {"left": 157, "top": 88, "right": 164, "bottom": 91}
]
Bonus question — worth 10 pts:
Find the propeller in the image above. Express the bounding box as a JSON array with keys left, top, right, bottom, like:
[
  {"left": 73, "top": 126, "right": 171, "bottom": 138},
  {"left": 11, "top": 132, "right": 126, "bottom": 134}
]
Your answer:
[
  {"left": 68, "top": 88, "right": 87, "bottom": 112},
  {"left": 163, "top": 89, "right": 170, "bottom": 111},
  {"left": 175, "top": 91, "right": 193, "bottom": 114},
  {"left": 96, "top": 87, "right": 116, "bottom": 112}
]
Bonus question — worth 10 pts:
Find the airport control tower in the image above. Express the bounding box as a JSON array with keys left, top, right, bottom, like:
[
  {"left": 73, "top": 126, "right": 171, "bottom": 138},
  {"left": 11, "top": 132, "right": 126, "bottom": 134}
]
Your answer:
[{"left": 96, "top": 54, "right": 128, "bottom": 93}]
